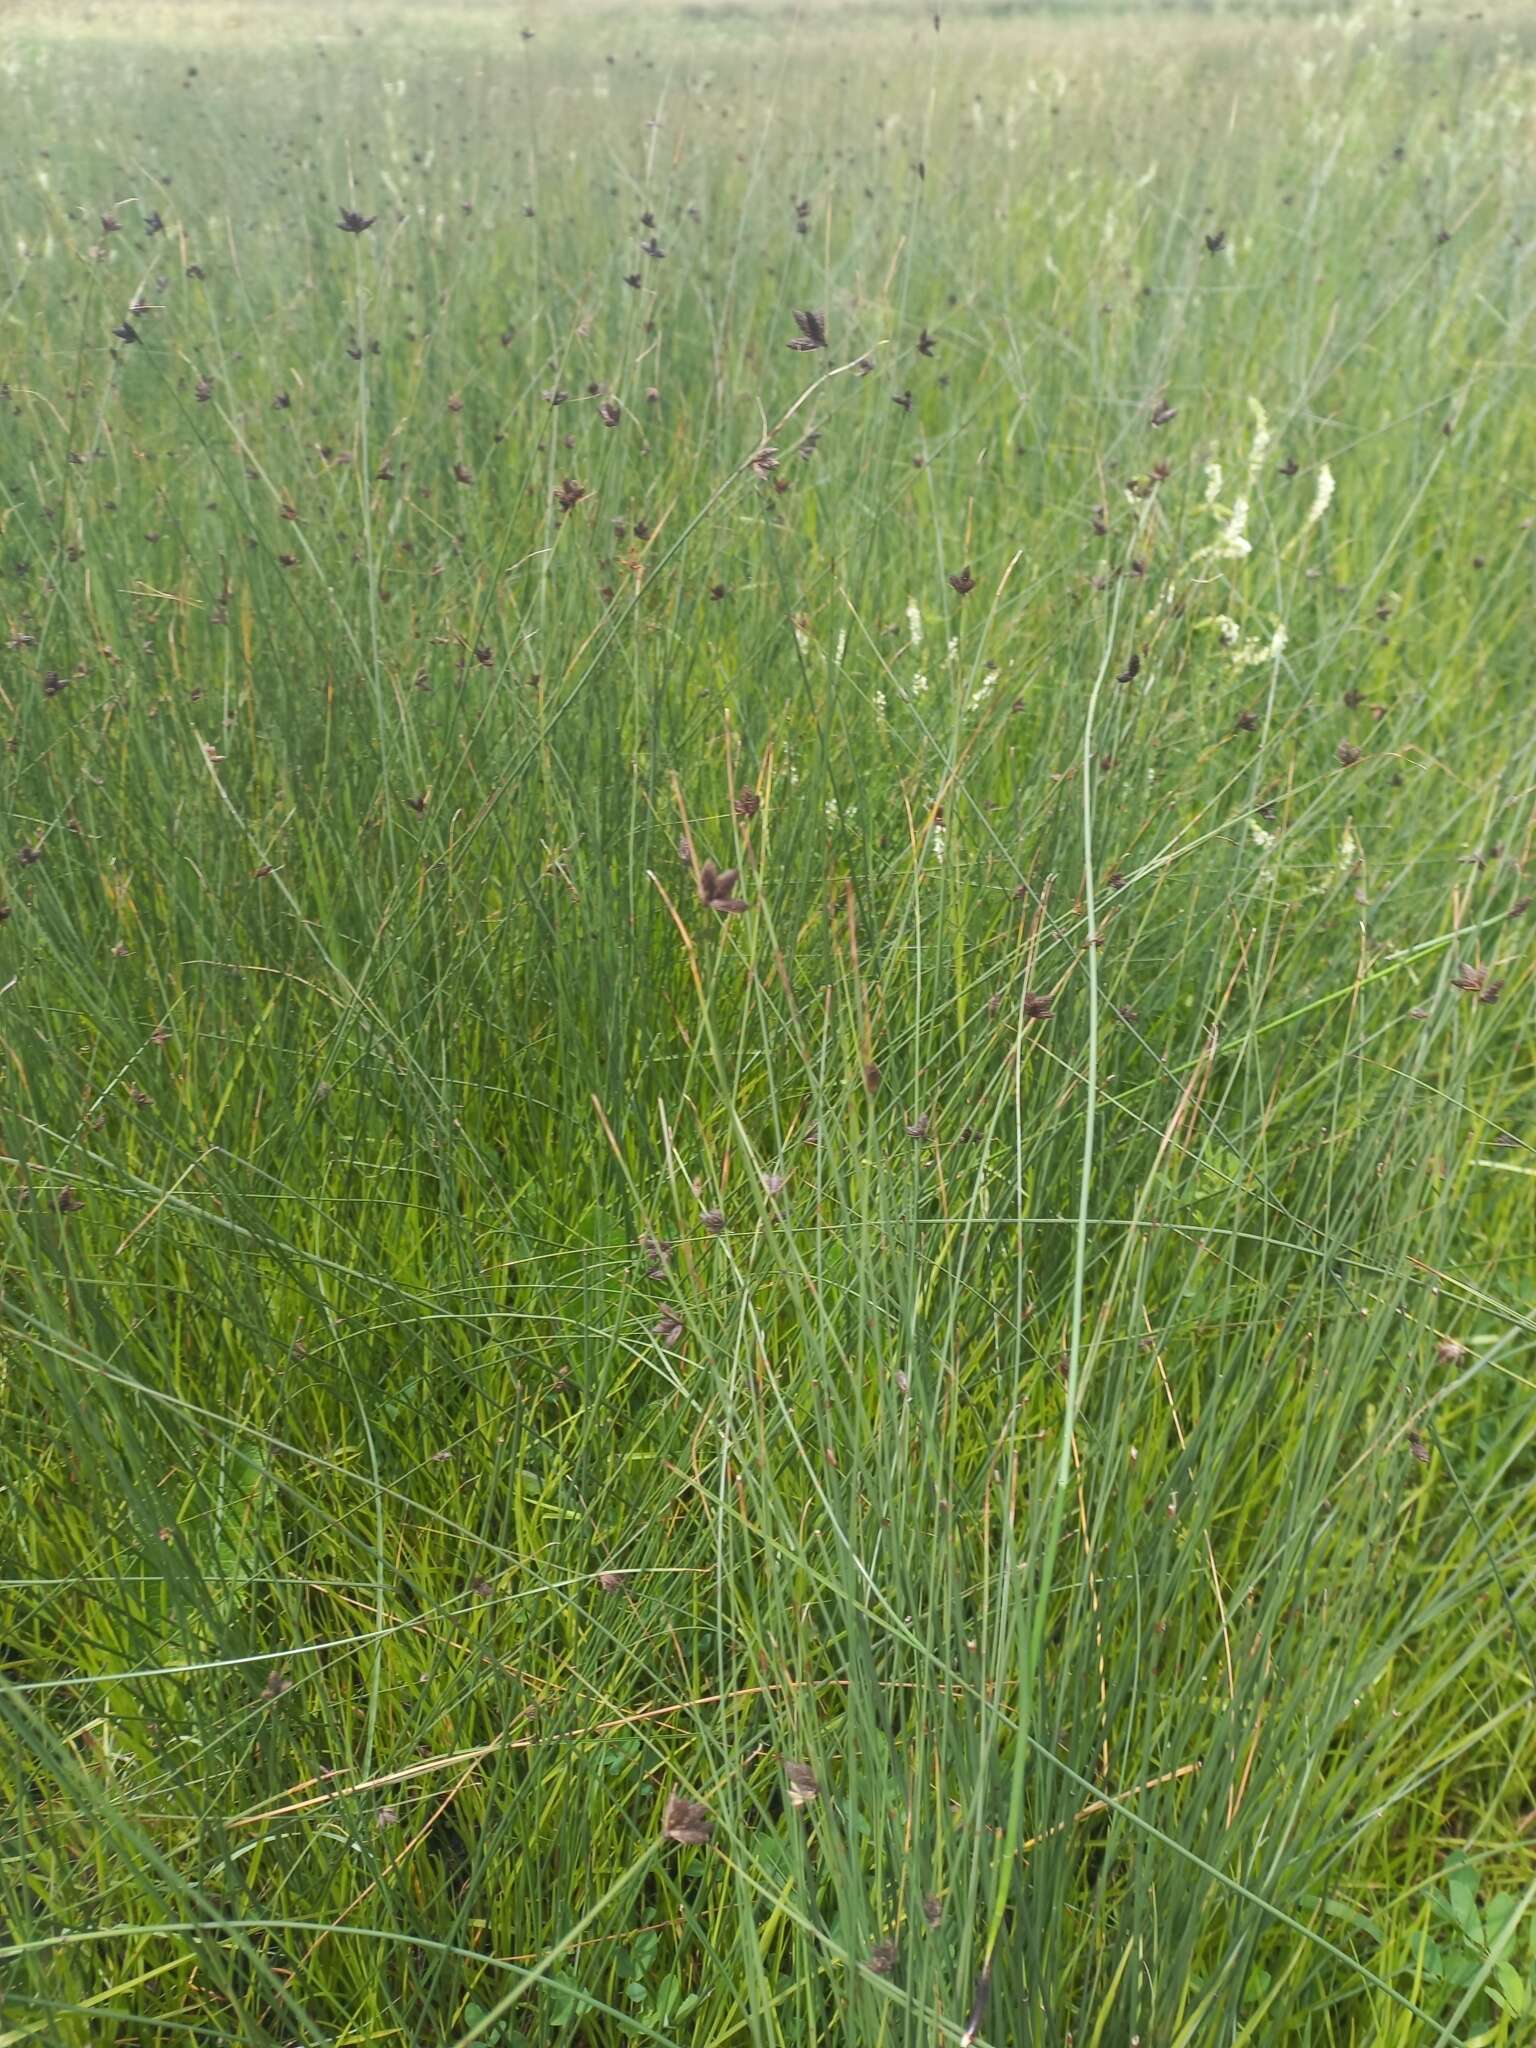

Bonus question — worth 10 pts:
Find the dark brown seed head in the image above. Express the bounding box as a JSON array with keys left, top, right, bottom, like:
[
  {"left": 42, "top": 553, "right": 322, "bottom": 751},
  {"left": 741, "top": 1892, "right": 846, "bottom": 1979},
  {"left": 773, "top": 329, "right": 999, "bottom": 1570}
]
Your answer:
[
  {"left": 1336, "top": 740, "right": 1363, "bottom": 767},
  {"left": 867, "top": 1938, "right": 899, "bottom": 1976},
  {"left": 948, "top": 566, "right": 976, "bottom": 597},
  {"left": 699, "top": 861, "right": 748, "bottom": 914},
  {"left": 892, "top": 389, "right": 912, "bottom": 411},
  {"left": 734, "top": 789, "right": 761, "bottom": 819},
  {"left": 786, "top": 308, "right": 827, "bottom": 351},
  {"left": 1021, "top": 991, "right": 1053, "bottom": 1022},
  {"left": 1204, "top": 228, "right": 1226, "bottom": 254},
  {"left": 863, "top": 1061, "right": 882, "bottom": 1096},
  {"left": 916, "top": 328, "right": 936, "bottom": 356},
  {"left": 784, "top": 1760, "right": 820, "bottom": 1806},
  {"left": 1150, "top": 401, "right": 1177, "bottom": 427},
  {"left": 662, "top": 1792, "right": 713, "bottom": 1844},
  {"left": 336, "top": 207, "right": 376, "bottom": 234}
]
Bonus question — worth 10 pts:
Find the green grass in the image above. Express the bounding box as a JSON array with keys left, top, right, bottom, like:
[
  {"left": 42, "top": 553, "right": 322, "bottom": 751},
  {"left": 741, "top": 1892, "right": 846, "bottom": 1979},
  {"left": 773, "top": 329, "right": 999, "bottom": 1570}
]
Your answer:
[{"left": 1, "top": 2, "right": 1533, "bottom": 2042}]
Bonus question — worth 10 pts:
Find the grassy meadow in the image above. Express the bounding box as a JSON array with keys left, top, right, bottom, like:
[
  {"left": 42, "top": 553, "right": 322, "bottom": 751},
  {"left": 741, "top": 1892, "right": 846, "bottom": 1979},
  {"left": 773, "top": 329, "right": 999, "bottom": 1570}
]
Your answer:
[{"left": 1, "top": 0, "right": 1534, "bottom": 2041}]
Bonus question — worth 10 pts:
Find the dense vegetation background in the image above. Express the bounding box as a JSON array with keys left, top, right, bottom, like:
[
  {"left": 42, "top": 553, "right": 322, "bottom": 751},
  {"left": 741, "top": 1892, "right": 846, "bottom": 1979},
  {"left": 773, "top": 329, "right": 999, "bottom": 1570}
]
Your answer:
[{"left": 1, "top": 1, "right": 1533, "bottom": 2041}]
